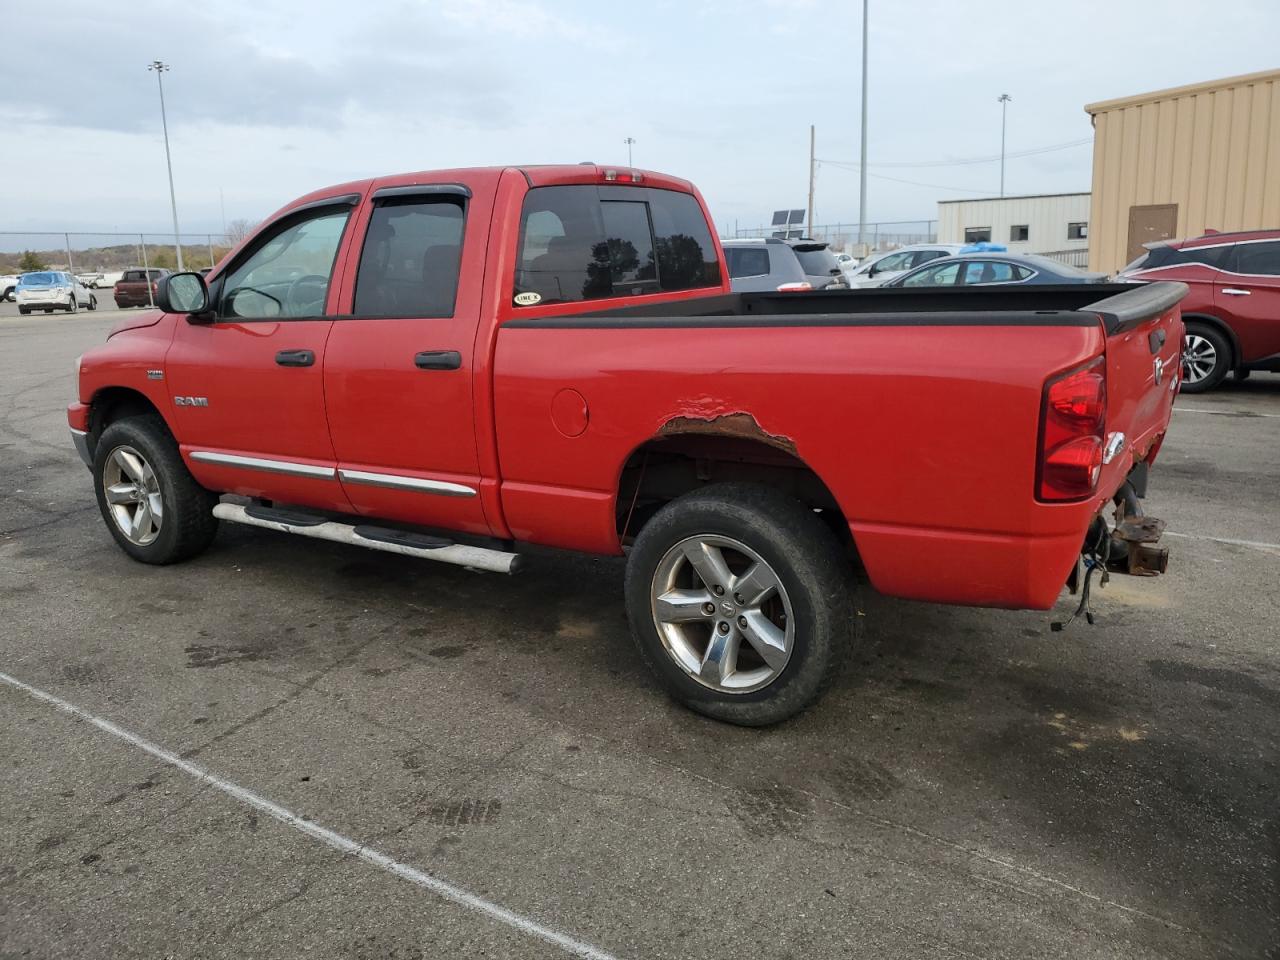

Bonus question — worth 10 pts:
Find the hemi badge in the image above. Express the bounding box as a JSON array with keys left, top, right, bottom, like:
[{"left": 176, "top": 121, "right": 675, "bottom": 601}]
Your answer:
[
  {"left": 146, "top": 369, "right": 164, "bottom": 380},
  {"left": 1102, "top": 432, "right": 1126, "bottom": 465}
]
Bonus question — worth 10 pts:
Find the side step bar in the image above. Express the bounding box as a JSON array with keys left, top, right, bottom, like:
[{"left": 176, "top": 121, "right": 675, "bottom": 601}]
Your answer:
[{"left": 212, "top": 502, "right": 523, "bottom": 575}]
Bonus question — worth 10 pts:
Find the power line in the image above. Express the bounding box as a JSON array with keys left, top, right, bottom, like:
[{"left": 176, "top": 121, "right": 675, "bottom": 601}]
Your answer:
[
  {"left": 817, "top": 136, "right": 1091, "bottom": 169},
  {"left": 817, "top": 160, "right": 993, "bottom": 195}
]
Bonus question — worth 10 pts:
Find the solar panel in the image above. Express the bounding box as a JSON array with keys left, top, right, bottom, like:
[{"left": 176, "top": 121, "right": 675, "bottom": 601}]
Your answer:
[
  {"left": 770, "top": 210, "right": 788, "bottom": 226},
  {"left": 788, "top": 209, "right": 806, "bottom": 225}
]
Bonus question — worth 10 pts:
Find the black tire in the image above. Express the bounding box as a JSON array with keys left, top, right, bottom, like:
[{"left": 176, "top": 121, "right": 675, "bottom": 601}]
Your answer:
[
  {"left": 92, "top": 414, "right": 219, "bottom": 564},
  {"left": 624, "top": 482, "right": 854, "bottom": 726},
  {"left": 67, "top": 296, "right": 78, "bottom": 314},
  {"left": 88, "top": 295, "right": 97, "bottom": 311},
  {"left": 1180, "top": 322, "right": 1231, "bottom": 393},
  {"left": 18, "top": 306, "right": 29, "bottom": 315}
]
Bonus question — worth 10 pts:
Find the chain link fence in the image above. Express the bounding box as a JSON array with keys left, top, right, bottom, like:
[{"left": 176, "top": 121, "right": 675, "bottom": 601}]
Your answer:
[
  {"left": 0, "top": 231, "right": 240, "bottom": 276},
  {"left": 726, "top": 220, "right": 937, "bottom": 255}
]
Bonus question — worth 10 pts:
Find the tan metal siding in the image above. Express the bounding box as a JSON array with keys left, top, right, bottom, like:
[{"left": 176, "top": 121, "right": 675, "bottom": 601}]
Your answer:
[{"left": 1087, "top": 69, "right": 1280, "bottom": 272}]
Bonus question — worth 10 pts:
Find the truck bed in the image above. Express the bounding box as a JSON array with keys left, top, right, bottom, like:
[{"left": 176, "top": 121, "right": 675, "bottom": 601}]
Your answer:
[{"left": 510, "top": 282, "right": 1187, "bottom": 336}]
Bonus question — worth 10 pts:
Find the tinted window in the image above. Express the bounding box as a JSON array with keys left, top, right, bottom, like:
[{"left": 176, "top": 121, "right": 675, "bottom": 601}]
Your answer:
[
  {"left": 514, "top": 186, "right": 718, "bottom": 304},
  {"left": 647, "top": 189, "right": 721, "bottom": 291},
  {"left": 1230, "top": 241, "right": 1280, "bottom": 276},
  {"left": 793, "top": 247, "right": 841, "bottom": 277},
  {"left": 601, "top": 201, "right": 658, "bottom": 295},
  {"left": 354, "top": 197, "right": 466, "bottom": 317},
  {"left": 1142, "top": 244, "right": 1229, "bottom": 271},
  {"left": 964, "top": 227, "right": 991, "bottom": 243},
  {"left": 1068, "top": 222, "right": 1088, "bottom": 240},
  {"left": 901, "top": 262, "right": 961, "bottom": 287},
  {"left": 725, "top": 247, "right": 771, "bottom": 278},
  {"left": 219, "top": 207, "right": 350, "bottom": 319},
  {"left": 122, "top": 270, "right": 146, "bottom": 282},
  {"left": 21, "top": 272, "right": 55, "bottom": 285},
  {"left": 1010, "top": 225, "right": 1029, "bottom": 242}
]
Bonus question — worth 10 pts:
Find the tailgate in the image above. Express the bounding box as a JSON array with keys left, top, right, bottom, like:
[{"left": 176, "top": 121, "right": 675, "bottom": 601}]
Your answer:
[{"left": 1083, "top": 281, "right": 1188, "bottom": 492}]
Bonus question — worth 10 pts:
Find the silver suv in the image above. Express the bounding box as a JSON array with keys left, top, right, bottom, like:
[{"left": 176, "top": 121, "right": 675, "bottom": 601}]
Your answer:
[{"left": 722, "top": 238, "right": 850, "bottom": 292}]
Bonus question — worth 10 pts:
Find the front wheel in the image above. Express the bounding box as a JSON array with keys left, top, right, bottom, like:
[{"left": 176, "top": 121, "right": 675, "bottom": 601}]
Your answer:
[
  {"left": 1181, "top": 323, "right": 1231, "bottom": 393},
  {"left": 92, "top": 414, "right": 219, "bottom": 564},
  {"left": 624, "top": 482, "right": 854, "bottom": 726}
]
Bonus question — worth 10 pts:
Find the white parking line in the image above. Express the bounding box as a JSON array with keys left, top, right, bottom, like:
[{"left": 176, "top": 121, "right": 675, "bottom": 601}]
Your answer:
[
  {"left": 1175, "top": 407, "right": 1280, "bottom": 418},
  {"left": 1165, "top": 531, "right": 1280, "bottom": 554},
  {"left": 0, "top": 669, "right": 619, "bottom": 960}
]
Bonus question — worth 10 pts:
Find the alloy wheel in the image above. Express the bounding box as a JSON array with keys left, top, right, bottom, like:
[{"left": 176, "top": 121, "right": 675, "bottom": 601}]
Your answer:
[
  {"left": 1182, "top": 333, "right": 1217, "bottom": 385},
  {"left": 102, "top": 444, "right": 163, "bottom": 545},
  {"left": 650, "top": 534, "right": 794, "bottom": 693}
]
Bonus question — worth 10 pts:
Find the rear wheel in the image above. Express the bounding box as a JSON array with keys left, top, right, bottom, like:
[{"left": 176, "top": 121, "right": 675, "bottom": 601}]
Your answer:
[
  {"left": 624, "top": 482, "right": 854, "bottom": 726},
  {"left": 88, "top": 294, "right": 97, "bottom": 311},
  {"left": 1181, "top": 323, "right": 1231, "bottom": 393},
  {"left": 18, "top": 306, "right": 29, "bottom": 315},
  {"left": 66, "top": 295, "right": 78, "bottom": 314},
  {"left": 92, "top": 415, "right": 219, "bottom": 564}
]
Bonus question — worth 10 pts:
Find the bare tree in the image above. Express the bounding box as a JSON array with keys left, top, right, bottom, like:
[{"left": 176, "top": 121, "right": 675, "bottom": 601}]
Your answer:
[{"left": 224, "top": 218, "right": 256, "bottom": 246}]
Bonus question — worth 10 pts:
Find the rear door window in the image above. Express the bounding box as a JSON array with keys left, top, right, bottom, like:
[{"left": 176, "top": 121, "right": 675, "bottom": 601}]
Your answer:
[
  {"left": 725, "top": 247, "right": 771, "bottom": 278},
  {"left": 901, "top": 262, "right": 962, "bottom": 287},
  {"left": 514, "top": 185, "right": 719, "bottom": 304},
  {"left": 354, "top": 196, "right": 466, "bottom": 317},
  {"left": 1228, "top": 241, "right": 1280, "bottom": 276}
]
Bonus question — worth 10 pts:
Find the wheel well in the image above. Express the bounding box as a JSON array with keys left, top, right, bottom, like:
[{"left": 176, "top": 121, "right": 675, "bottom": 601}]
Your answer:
[
  {"left": 616, "top": 427, "right": 857, "bottom": 559},
  {"left": 1182, "top": 314, "right": 1240, "bottom": 368},
  {"left": 88, "top": 388, "right": 167, "bottom": 449}
]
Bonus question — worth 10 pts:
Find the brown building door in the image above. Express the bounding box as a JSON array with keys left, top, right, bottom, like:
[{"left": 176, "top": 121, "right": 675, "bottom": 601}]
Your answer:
[{"left": 1126, "top": 204, "right": 1179, "bottom": 264}]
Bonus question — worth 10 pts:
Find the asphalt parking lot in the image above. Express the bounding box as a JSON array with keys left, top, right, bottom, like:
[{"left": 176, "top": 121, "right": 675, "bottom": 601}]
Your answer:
[{"left": 1, "top": 306, "right": 1277, "bottom": 959}]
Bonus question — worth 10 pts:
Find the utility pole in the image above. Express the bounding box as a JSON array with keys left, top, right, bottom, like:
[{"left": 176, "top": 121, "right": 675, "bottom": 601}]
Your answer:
[
  {"left": 858, "top": 0, "right": 869, "bottom": 251},
  {"left": 148, "top": 60, "right": 184, "bottom": 271},
  {"left": 807, "top": 124, "right": 816, "bottom": 237},
  {"left": 998, "top": 93, "right": 1012, "bottom": 197},
  {"left": 623, "top": 137, "right": 636, "bottom": 167}
]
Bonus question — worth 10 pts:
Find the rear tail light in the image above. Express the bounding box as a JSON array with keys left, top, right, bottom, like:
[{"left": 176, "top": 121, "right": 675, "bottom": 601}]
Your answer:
[
  {"left": 1037, "top": 357, "right": 1107, "bottom": 501},
  {"left": 776, "top": 281, "right": 812, "bottom": 292}
]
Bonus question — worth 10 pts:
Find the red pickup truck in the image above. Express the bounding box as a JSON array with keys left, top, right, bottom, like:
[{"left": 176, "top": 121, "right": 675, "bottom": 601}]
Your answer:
[{"left": 68, "top": 164, "right": 1186, "bottom": 725}]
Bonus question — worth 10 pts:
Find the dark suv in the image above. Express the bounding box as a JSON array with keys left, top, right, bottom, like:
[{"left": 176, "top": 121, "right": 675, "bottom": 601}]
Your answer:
[{"left": 1120, "top": 229, "right": 1280, "bottom": 392}]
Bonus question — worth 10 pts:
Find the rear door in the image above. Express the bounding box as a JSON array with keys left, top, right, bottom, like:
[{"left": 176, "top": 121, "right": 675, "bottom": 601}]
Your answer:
[
  {"left": 166, "top": 196, "right": 358, "bottom": 511},
  {"left": 1214, "top": 240, "right": 1280, "bottom": 365},
  {"left": 322, "top": 183, "right": 492, "bottom": 536}
]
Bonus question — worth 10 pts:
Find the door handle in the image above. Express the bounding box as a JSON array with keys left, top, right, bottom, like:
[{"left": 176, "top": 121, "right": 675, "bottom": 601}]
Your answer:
[
  {"left": 275, "top": 349, "right": 315, "bottom": 367},
  {"left": 414, "top": 350, "right": 462, "bottom": 370},
  {"left": 1221, "top": 288, "right": 1251, "bottom": 296}
]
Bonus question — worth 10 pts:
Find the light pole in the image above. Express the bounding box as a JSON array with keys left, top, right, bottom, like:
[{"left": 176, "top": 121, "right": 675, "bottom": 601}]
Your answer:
[
  {"left": 148, "top": 60, "right": 184, "bottom": 270},
  {"left": 857, "top": 0, "right": 869, "bottom": 251},
  {"left": 624, "top": 137, "right": 636, "bottom": 167},
  {"left": 998, "top": 93, "right": 1012, "bottom": 197}
]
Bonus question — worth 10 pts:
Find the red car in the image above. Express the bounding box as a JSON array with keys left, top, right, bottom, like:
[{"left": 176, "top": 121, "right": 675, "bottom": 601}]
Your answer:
[
  {"left": 1120, "top": 229, "right": 1280, "bottom": 391},
  {"left": 68, "top": 164, "right": 1185, "bottom": 725}
]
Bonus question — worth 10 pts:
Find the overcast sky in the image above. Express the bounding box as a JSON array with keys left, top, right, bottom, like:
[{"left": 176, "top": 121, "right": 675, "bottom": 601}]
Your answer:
[{"left": 2, "top": 0, "right": 1277, "bottom": 241}]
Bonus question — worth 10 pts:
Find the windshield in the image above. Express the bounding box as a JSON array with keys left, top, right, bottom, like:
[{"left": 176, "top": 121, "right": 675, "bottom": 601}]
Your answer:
[{"left": 20, "top": 272, "right": 57, "bottom": 285}]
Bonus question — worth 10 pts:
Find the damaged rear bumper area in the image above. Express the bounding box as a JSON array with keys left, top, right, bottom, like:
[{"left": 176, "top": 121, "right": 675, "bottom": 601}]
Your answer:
[{"left": 1059, "top": 463, "right": 1169, "bottom": 631}]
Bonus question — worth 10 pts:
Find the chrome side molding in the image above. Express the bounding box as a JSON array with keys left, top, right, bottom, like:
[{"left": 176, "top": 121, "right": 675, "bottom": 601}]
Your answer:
[
  {"left": 189, "top": 451, "right": 336, "bottom": 479},
  {"left": 337, "top": 468, "right": 477, "bottom": 498}
]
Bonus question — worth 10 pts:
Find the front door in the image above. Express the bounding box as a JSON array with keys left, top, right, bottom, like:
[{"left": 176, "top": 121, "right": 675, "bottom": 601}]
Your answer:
[
  {"left": 323, "top": 185, "right": 491, "bottom": 536},
  {"left": 167, "top": 199, "right": 357, "bottom": 512},
  {"left": 1126, "top": 204, "right": 1178, "bottom": 266},
  {"left": 1214, "top": 239, "right": 1280, "bottom": 365}
]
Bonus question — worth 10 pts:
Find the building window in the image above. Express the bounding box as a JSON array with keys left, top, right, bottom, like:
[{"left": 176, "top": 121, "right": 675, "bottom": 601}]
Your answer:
[
  {"left": 964, "top": 227, "right": 991, "bottom": 243},
  {"left": 1068, "top": 222, "right": 1088, "bottom": 240},
  {"left": 1010, "top": 225, "right": 1029, "bottom": 242}
]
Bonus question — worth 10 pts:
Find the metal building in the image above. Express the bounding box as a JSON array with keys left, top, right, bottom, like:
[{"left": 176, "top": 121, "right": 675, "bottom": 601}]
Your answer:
[
  {"left": 1085, "top": 67, "right": 1280, "bottom": 273},
  {"left": 936, "top": 193, "right": 1091, "bottom": 263}
]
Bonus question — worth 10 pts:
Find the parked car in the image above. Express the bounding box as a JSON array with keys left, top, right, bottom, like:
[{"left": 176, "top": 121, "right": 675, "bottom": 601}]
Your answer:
[
  {"left": 16, "top": 271, "right": 97, "bottom": 314},
  {"left": 99, "top": 271, "right": 123, "bottom": 289},
  {"left": 1119, "top": 229, "right": 1280, "bottom": 392},
  {"left": 0, "top": 273, "right": 18, "bottom": 302},
  {"left": 835, "top": 252, "right": 859, "bottom": 272},
  {"left": 722, "top": 238, "right": 813, "bottom": 292},
  {"left": 788, "top": 239, "right": 849, "bottom": 290},
  {"left": 884, "top": 252, "right": 1109, "bottom": 288},
  {"left": 722, "top": 238, "right": 849, "bottom": 293},
  {"left": 846, "top": 243, "right": 967, "bottom": 287},
  {"left": 67, "top": 164, "right": 1184, "bottom": 726},
  {"left": 113, "top": 268, "right": 169, "bottom": 308},
  {"left": 76, "top": 272, "right": 106, "bottom": 289}
]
